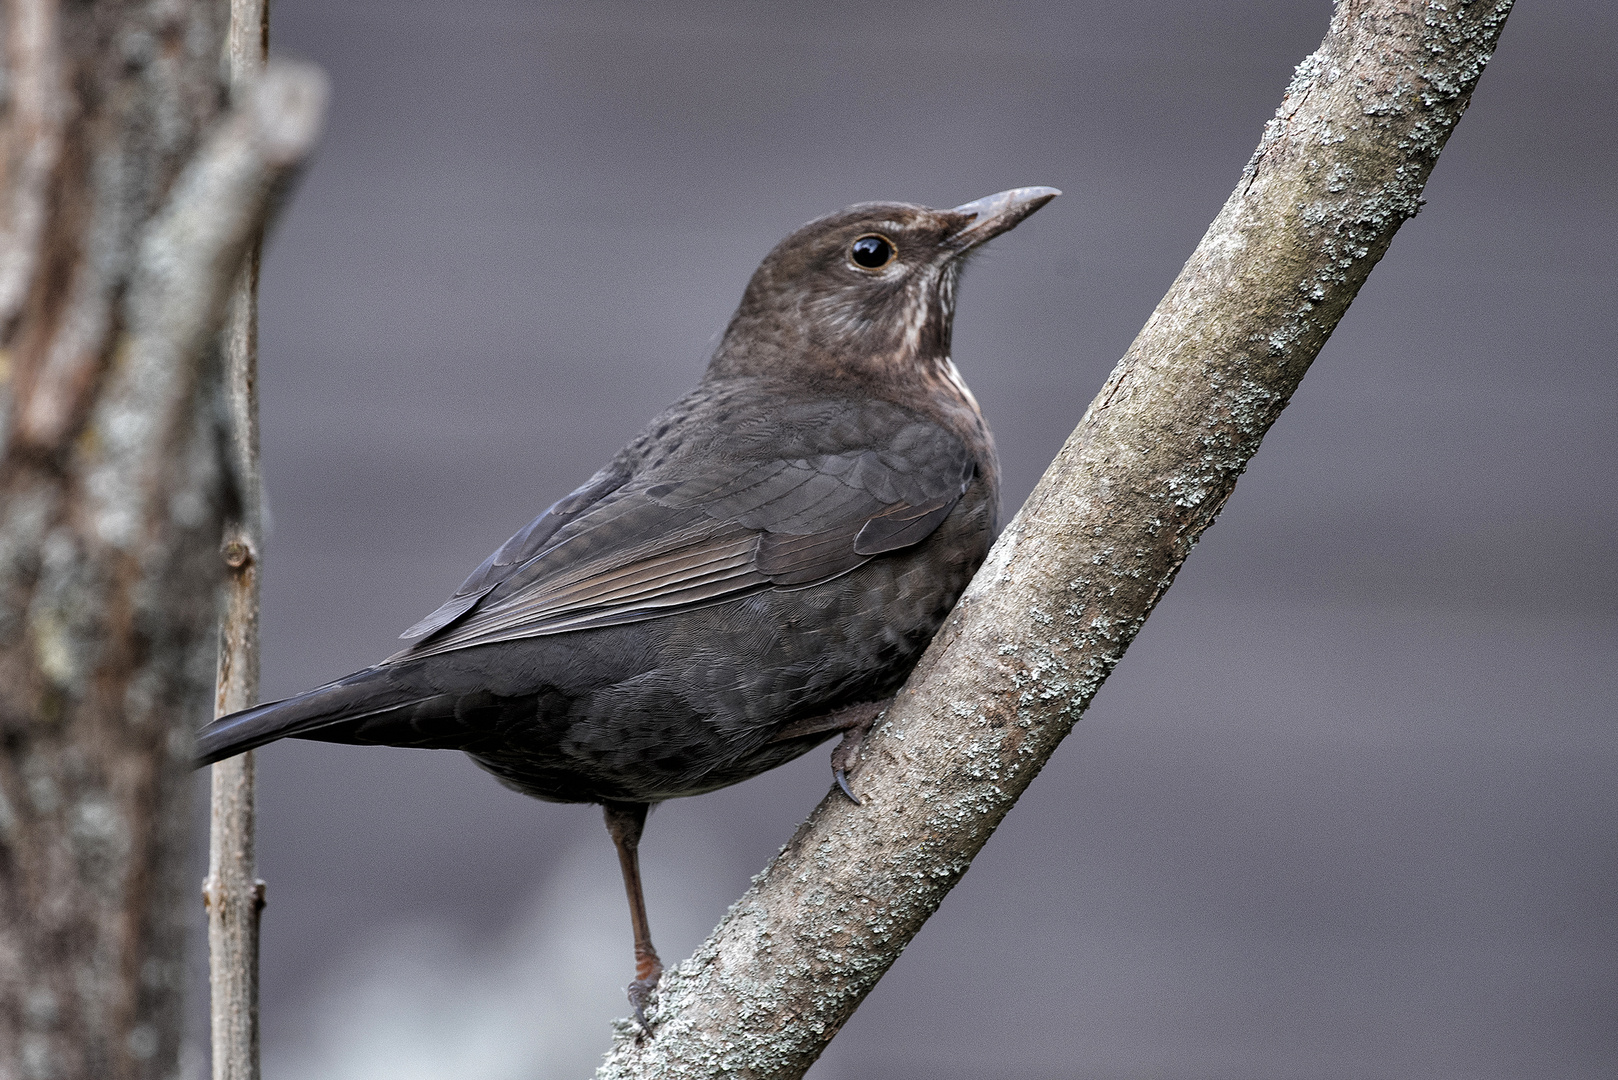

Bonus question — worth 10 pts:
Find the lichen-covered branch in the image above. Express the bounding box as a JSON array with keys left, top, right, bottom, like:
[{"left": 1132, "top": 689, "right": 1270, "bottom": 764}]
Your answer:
[
  {"left": 597, "top": 2, "right": 1515, "bottom": 1076},
  {"left": 0, "top": 0, "right": 325, "bottom": 1070}
]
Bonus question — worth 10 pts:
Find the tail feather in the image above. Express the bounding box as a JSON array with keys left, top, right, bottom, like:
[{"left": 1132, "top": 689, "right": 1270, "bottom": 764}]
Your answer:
[{"left": 194, "top": 668, "right": 421, "bottom": 766}]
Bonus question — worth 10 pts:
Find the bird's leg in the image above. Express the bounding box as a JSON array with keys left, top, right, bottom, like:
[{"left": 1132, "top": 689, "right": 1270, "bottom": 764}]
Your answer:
[
  {"left": 601, "top": 800, "right": 662, "bottom": 1032},
  {"left": 771, "top": 698, "right": 889, "bottom": 805}
]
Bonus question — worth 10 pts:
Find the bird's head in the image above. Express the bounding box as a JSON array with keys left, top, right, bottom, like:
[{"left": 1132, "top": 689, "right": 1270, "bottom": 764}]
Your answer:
[{"left": 707, "top": 187, "right": 1059, "bottom": 397}]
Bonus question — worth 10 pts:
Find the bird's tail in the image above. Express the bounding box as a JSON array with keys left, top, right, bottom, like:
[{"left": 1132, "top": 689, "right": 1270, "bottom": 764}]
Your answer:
[{"left": 194, "top": 667, "right": 422, "bottom": 767}]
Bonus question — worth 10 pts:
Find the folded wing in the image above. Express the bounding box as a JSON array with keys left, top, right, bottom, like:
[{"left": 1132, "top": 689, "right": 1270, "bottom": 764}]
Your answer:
[{"left": 392, "top": 416, "right": 974, "bottom": 662}]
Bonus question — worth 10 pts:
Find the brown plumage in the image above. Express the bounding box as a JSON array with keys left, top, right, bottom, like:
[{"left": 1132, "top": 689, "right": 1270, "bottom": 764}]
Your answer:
[{"left": 196, "top": 186, "right": 1058, "bottom": 1026}]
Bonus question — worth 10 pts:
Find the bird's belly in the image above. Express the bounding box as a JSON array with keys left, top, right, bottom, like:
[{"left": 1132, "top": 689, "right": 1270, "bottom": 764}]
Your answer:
[{"left": 466, "top": 497, "right": 992, "bottom": 804}]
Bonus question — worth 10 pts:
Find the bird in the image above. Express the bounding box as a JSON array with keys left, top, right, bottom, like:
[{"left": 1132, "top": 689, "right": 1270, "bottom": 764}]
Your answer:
[{"left": 196, "top": 185, "right": 1059, "bottom": 1026}]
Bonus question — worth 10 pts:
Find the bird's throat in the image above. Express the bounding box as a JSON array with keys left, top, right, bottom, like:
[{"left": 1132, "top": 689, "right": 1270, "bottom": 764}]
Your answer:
[{"left": 936, "top": 356, "right": 982, "bottom": 419}]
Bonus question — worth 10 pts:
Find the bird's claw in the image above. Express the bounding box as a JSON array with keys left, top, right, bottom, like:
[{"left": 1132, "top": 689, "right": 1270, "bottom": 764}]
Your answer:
[
  {"left": 834, "top": 767, "right": 861, "bottom": 805},
  {"left": 830, "top": 716, "right": 872, "bottom": 805},
  {"left": 627, "top": 974, "right": 659, "bottom": 1034}
]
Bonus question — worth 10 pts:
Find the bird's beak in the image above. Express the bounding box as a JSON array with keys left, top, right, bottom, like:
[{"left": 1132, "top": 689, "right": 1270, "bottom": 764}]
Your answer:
[{"left": 946, "top": 186, "right": 1061, "bottom": 252}]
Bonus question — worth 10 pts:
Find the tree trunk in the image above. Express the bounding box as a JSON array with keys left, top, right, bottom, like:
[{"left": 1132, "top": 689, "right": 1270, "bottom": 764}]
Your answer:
[
  {"left": 0, "top": 2, "right": 323, "bottom": 1075},
  {"left": 596, "top": 1, "right": 1516, "bottom": 1076}
]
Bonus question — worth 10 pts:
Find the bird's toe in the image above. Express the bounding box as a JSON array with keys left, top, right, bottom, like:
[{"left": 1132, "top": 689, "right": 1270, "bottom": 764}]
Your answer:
[
  {"left": 834, "top": 767, "right": 862, "bottom": 805},
  {"left": 627, "top": 972, "right": 661, "bottom": 1034}
]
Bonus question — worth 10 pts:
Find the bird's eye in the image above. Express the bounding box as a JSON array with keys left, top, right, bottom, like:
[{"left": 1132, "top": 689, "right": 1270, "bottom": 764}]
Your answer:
[{"left": 850, "top": 234, "right": 896, "bottom": 270}]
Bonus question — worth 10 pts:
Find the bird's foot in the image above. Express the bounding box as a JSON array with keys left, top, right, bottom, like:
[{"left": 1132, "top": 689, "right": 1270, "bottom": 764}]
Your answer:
[
  {"left": 766, "top": 699, "right": 887, "bottom": 804},
  {"left": 626, "top": 953, "right": 663, "bottom": 1034},
  {"left": 627, "top": 973, "right": 660, "bottom": 1033}
]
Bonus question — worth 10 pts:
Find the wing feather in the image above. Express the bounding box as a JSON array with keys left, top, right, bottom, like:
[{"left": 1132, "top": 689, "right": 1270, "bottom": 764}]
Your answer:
[
  {"left": 853, "top": 493, "right": 961, "bottom": 555},
  {"left": 398, "top": 468, "right": 629, "bottom": 641},
  {"left": 390, "top": 399, "right": 979, "bottom": 663},
  {"left": 755, "top": 524, "right": 867, "bottom": 585}
]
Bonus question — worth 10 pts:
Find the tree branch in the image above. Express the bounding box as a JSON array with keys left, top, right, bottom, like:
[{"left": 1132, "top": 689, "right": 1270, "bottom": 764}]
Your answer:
[
  {"left": 82, "top": 61, "right": 325, "bottom": 551},
  {"left": 205, "top": 4, "right": 276, "bottom": 1079},
  {"left": 597, "top": 1, "right": 1515, "bottom": 1076}
]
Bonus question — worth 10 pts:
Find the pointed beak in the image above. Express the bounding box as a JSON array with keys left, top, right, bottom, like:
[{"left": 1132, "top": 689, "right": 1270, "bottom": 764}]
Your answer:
[{"left": 946, "top": 186, "right": 1061, "bottom": 252}]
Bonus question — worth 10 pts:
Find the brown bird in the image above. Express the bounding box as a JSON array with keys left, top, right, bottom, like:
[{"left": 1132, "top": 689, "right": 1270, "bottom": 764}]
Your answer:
[{"left": 197, "top": 186, "right": 1058, "bottom": 1025}]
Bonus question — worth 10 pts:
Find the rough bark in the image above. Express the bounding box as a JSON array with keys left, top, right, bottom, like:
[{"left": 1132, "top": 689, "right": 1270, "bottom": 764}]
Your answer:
[
  {"left": 0, "top": 0, "right": 324, "bottom": 1073},
  {"left": 597, "top": 2, "right": 1515, "bottom": 1076},
  {"left": 203, "top": 4, "right": 270, "bottom": 1080}
]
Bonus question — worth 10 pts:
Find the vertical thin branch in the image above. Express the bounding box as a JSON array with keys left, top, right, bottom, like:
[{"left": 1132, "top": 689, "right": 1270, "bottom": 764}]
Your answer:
[{"left": 204, "top": 3, "right": 270, "bottom": 1080}]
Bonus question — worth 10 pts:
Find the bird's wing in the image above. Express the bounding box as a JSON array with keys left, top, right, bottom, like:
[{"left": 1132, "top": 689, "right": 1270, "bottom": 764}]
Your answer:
[
  {"left": 390, "top": 419, "right": 973, "bottom": 661},
  {"left": 397, "top": 466, "right": 631, "bottom": 642}
]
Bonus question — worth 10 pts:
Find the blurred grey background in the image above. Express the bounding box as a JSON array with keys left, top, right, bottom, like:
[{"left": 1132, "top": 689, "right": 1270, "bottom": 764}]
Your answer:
[{"left": 188, "top": 2, "right": 1616, "bottom": 1077}]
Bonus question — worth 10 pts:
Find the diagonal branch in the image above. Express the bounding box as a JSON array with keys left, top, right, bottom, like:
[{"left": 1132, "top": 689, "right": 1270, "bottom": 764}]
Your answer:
[{"left": 597, "top": 1, "right": 1515, "bottom": 1076}]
